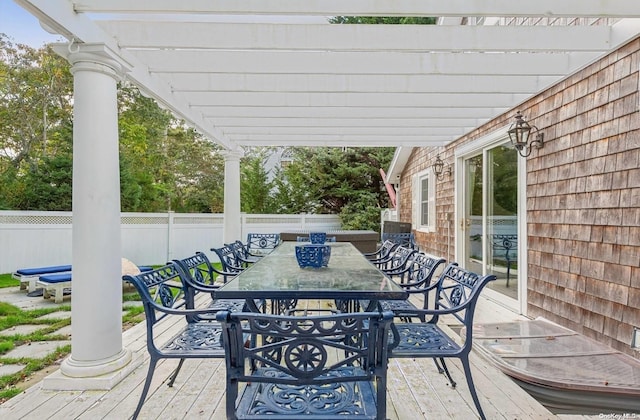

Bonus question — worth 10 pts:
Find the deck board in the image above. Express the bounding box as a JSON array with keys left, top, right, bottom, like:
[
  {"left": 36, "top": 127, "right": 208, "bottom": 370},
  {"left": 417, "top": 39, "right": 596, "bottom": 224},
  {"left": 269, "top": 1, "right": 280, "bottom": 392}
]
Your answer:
[{"left": 0, "top": 294, "right": 605, "bottom": 419}]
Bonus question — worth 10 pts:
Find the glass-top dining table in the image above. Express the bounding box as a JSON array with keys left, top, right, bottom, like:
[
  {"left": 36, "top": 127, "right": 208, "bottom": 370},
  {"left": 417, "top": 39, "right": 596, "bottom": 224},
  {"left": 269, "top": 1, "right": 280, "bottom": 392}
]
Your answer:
[{"left": 214, "top": 241, "right": 408, "bottom": 313}]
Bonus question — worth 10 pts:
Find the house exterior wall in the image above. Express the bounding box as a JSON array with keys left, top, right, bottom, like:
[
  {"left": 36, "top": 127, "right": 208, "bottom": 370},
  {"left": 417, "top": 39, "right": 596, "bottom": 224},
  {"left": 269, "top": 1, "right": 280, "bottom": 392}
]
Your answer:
[{"left": 398, "top": 38, "right": 640, "bottom": 357}]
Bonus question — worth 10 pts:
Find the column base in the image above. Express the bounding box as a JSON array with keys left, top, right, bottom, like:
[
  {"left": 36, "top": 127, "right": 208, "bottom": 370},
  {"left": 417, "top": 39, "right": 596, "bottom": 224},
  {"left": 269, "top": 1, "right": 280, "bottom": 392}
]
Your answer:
[{"left": 42, "top": 348, "right": 142, "bottom": 390}]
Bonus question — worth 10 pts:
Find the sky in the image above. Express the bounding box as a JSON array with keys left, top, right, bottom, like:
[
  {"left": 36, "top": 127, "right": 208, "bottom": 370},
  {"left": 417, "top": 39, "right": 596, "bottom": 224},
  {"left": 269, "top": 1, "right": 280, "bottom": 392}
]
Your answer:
[{"left": 1, "top": 0, "right": 66, "bottom": 47}]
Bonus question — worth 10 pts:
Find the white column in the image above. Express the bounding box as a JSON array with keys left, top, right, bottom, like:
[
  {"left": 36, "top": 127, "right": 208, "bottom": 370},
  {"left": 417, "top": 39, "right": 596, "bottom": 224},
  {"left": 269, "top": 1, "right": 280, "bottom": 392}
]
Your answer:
[
  {"left": 44, "top": 45, "right": 136, "bottom": 389},
  {"left": 222, "top": 150, "right": 243, "bottom": 243}
]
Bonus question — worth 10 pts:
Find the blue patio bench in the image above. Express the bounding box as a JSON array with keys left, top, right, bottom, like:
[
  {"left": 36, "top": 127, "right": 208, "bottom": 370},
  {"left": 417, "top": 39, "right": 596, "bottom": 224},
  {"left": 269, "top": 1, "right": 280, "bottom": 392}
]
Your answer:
[
  {"left": 36, "top": 265, "right": 152, "bottom": 304},
  {"left": 13, "top": 264, "right": 72, "bottom": 293},
  {"left": 123, "top": 263, "right": 228, "bottom": 420},
  {"left": 217, "top": 310, "right": 394, "bottom": 420}
]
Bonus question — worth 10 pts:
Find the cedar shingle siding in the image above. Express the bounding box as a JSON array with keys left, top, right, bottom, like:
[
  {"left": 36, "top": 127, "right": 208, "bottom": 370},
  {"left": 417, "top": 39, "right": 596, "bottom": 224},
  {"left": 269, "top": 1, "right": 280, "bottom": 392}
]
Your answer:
[{"left": 400, "top": 38, "right": 639, "bottom": 357}]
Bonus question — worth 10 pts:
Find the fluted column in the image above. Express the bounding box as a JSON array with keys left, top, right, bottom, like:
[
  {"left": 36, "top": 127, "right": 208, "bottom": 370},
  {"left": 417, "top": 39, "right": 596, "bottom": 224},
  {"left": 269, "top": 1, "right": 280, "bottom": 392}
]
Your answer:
[
  {"left": 222, "top": 149, "right": 244, "bottom": 243},
  {"left": 43, "top": 44, "right": 137, "bottom": 389}
]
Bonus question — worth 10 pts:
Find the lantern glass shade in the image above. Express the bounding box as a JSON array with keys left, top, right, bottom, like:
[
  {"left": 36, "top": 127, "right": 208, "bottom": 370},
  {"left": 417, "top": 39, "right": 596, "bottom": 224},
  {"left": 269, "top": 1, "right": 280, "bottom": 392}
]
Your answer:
[
  {"left": 508, "top": 111, "right": 544, "bottom": 157},
  {"left": 508, "top": 112, "right": 531, "bottom": 152},
  {"left": 433, "top": 156, "right": 444, "bottom": 177}
]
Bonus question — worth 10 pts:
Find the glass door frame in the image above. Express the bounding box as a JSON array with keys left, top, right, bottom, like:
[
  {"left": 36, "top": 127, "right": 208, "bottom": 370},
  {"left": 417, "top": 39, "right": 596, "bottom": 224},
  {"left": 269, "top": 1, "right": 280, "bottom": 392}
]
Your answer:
[{"left": 454, "top": 126, "right": 528, "bottom": 315}]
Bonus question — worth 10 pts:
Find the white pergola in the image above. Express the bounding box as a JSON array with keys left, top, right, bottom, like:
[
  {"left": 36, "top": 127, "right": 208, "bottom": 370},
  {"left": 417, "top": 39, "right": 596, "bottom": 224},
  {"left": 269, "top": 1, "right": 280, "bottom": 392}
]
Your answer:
[{"left": 14, "top": 0, "right": 640, "bottom": 390}]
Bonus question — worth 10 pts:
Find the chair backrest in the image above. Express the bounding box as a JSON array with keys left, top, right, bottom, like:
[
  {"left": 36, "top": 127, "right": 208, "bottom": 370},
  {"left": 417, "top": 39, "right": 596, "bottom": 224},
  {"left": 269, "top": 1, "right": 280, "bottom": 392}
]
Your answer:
[
  {"left": 123, "top": 263, "right": 190, "bottom": 333},
  {"left": 217, "top": 310, "right": 394, "bottom": 418},
  {"left": 175, "top": 251, "right": 218, "bottom": 288},
  {"left": 382, "top": 246, "right": 416, "bottom": 273},
  {"left": 368, "top": 239, "right": 398, "bottom": 259},
  {"left": 381, "top": 232, "right": 417, "bottom": 250},
  {"left": 211, "top": 245, "right": 245, "bottom": 273},
  {"left": 433, "top": 264, "right": 496, "bottom": 342},
  {"left": 246, "top": 233, "right": 280, "bottom": 255},
  {"left": 403, "top": 252, "right": 445, "bottom": 281}
]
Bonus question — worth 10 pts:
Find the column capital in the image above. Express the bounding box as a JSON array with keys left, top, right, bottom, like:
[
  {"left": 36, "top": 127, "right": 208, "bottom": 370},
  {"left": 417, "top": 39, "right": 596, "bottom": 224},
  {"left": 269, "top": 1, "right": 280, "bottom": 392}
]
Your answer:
[
  {"left": 52, "top": 42, "right": 131, "bottom": 81},
  {"left": 221, "top": 149, "right": 245, "bottom": 161}
]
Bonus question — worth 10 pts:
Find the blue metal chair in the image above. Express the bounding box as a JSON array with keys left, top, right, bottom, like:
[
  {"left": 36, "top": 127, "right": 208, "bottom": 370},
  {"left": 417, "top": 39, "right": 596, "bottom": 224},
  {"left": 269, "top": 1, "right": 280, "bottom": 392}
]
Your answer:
[
  {"left": 388, "top": 263, "right": 496, "bottom": 420},
  {"left": 174, "top": 252, "right": 247, "bottom": 313},
  {"left": 379, "top": 246, "right": 416, "bottom": 275},
  {"left": 363, "top": 240, "right": 399, "bottom": 269},
  {"left": 227, "top": 240, "right": 261, "bottom": 266},
  {"left": 211, "top": 244, "right": 246, "bottom": 273},
  {"left": 361, "top": 252, "right": 446, "bottom": 317},
  {"left": 123, "top": 263, "right": 226, "bottom": 419},
  {"left": 217, "top": 310, "right": 394, "bottom": 420},
  {"left": 246, "top": 232, "right": 281, "bottom": 255},
  {"left": 381, "top": 231, "right": 418, "bottom": 250}
]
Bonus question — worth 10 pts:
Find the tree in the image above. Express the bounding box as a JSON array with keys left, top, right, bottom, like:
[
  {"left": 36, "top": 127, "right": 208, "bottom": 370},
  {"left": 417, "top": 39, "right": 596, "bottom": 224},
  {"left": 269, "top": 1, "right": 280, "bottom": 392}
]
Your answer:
[
  {"left": 240, "top": 149, "right": 277, "bottom": 213},
  {"left": 0, "top": 35, "right": 74, "bottom": 210},
  {"left": 330, "top": 17, "right": 437, "bottom": 25},
  {"left": 0, "top": 37, "right": 228, "bottom": 213},
  {"left": 278, "top": 147, "right": 394, "bottom": 231}
]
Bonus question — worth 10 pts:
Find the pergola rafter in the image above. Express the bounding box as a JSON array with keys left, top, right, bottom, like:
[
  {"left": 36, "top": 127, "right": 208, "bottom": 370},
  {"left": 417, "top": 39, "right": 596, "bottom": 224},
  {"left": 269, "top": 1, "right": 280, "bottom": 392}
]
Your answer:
[
  {"left": 73, "top": 0, "right": 640, "bottom": 19},
  {"left": 16, "top": 0, "right": 640, "bottom": 149}
]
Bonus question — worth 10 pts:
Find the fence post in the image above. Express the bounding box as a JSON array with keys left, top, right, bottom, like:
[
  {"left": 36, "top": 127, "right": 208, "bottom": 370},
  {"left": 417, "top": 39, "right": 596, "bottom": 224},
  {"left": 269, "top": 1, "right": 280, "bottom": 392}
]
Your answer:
[
  {"left": 167, "top": 211, "right": 174, "bottom": 262},
  {"left": 240, "top": 213, "right": 247, "bottom": 242}
]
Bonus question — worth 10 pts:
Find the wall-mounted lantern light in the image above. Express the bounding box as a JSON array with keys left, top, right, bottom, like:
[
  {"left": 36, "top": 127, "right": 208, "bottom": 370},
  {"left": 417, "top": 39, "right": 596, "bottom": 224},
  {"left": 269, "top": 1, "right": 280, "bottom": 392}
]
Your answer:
[
  {"left": 432, "top": 155, "right": 452, "bottom": 180},
  {"left": 508, "top": 111, "right": 544, "bottom": 157}
]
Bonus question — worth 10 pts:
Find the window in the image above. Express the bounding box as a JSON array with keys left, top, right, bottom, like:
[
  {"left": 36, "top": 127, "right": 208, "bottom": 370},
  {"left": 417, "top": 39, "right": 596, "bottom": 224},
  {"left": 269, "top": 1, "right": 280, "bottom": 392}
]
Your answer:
[{"left": 412, "top": 169, "right": 435, "bottom": 232}]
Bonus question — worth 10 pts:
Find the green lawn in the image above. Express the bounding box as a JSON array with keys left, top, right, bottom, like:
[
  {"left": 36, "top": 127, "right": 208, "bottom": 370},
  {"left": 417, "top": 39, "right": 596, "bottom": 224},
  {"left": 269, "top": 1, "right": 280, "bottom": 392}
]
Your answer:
[{"left": 0, "top": 272, "right": 145, "bottom": 401}]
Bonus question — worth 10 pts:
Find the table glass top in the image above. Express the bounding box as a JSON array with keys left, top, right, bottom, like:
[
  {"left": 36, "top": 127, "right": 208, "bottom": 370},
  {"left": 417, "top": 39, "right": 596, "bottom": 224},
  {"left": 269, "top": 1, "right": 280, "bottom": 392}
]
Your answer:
[{"left": 215, "top": 241, "right": 407, "bottom": 300}]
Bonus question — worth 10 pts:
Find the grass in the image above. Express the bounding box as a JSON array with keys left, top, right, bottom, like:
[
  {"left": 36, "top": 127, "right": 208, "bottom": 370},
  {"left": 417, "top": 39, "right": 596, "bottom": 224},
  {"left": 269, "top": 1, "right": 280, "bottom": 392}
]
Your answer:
[
  {"left": 0, "top": 273, "right": 19, "bottom": 289},
  {"left": 0, "top": 273, "right": 148, "bottom": 401},
  {"left": 0, "top": 263, "right": 225, "bottom": 400}
]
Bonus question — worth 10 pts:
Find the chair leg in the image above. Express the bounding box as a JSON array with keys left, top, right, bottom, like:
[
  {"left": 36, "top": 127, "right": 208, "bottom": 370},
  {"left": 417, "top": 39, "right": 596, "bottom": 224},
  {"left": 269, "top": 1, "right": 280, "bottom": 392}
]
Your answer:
[
  {"left": 376, "top": 374, "right": 387, "bottom": 420},
  {"left": 438, "top": 357, "right": 457, "bottom": 388},
  {"left": 132, "top": 357, "right": 158, "bottom": 420},
  {"left": 461, "top": 356, "right": 486, "bottom": 420},
  {"left": 167, "top": 358, "right": 185, "bottom": 387},
  {"left": 432, "top": 358, "right": 445, "bottom": 374}
]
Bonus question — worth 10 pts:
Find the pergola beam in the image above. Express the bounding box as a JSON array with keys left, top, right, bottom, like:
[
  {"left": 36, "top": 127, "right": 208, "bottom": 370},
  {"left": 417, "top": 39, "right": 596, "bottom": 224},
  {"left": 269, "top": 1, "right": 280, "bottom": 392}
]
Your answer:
[
  {"left": 186, "top": 92, "right": 530, "bottom": 108},
  {"left": 226, "top": 134, "right": 453, "bottom": 147},
  {"left": 210, "top": 117, "right": 487, "bottom": 128},
  {"left": 136, "top": 50, "right": 600, "bottom": 76},
  {"left": 100, "top": 22, "right": 616, "bottom": 53},
  {"left": 198, "top": 106, "right": 508, "bottom": 119},
  {"left": 167, "top": 74, "right": 558, "bottom": 94},
  {"left": 74, "top": 0, "right": 640, "bottom": 18}
]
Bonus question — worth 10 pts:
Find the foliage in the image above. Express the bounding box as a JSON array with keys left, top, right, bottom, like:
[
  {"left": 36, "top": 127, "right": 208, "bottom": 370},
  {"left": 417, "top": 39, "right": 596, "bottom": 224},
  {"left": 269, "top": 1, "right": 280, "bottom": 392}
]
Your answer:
[
  {"left": 0, "top": 273, "right": 18, "bottom": 289},
  {"left": 240, "top": 149, "right": 277, "bottom": 213},
  {"left": 329, "top": 16, "right": 437, "bottom": 25},
  {"left": 0, "top": 35, "right": 74, "bottom": 210},
  {"left": 0, "top": 36, "right": 227, "bottom": 213},
  {"left": 277, "top": 147, "right": 394, "bottom": 231}
]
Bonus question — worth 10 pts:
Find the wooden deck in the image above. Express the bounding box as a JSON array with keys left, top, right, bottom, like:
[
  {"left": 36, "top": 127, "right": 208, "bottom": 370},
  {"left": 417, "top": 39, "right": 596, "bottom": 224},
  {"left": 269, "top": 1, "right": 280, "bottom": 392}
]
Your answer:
[{"left": 0, "top": 294, "right": 601, "bottom": 419}]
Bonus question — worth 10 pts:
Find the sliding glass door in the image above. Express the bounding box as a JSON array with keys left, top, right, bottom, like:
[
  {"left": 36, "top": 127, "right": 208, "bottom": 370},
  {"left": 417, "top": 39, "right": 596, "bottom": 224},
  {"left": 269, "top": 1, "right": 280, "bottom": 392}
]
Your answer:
[{"left": 460, "top": 142, "right": 519, "bottom": 301}]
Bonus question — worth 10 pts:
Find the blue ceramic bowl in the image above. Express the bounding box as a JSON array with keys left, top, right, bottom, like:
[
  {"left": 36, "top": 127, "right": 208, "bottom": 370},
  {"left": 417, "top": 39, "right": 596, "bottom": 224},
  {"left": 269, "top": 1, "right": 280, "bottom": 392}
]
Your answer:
[
  {"left": 295, "top": 244, "right": 331, "bottom": 268},
  {"left": 309, "top": 232, "right": 327, "bottom": 244}
]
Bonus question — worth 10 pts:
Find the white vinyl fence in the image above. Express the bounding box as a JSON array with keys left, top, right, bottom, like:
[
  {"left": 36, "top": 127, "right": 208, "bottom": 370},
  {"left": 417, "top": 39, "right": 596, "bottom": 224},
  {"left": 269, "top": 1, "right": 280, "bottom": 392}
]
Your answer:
[{"left": 0, "top": 211, "right": 341, "bottom": 274}]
